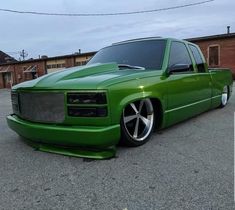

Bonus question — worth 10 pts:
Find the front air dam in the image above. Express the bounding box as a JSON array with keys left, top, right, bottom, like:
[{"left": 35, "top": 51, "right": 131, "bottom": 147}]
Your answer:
[{"left": 7, "top": 114, "right": 120, "bottom": 159}]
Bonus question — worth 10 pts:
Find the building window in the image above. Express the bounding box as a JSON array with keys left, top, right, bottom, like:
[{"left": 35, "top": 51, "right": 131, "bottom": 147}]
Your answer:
[
  {"left": 4, "top": 72, "right": 12, "bottom": 83},
  {"left": 25, "top": 73, "right": 31, "bottom": 80},
  {"left": 208, "top": 45, "right": 219, "bottom": 66},
  {"left": 47, "top": 63, "right": 65, "bottom": 69},
  {"left": 75, "top": 61, "right": 82, "bottom": 66},
  {"left": 56, "top": 63, "right": 65, "bottom": 68}
]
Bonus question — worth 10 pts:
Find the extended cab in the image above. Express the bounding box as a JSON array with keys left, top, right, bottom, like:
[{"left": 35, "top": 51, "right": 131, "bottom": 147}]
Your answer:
[{"left": 7, "top": 38, "right": 233, "bottom": 159}]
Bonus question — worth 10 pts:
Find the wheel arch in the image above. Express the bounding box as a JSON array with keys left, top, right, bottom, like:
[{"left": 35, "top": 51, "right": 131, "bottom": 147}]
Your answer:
[
  {"left": 227, "top": 85, "right": 231, "bottom": 99},
  {"left": 117, "top": 93, "right": 164, "bottom": 130},
  {"left": 149, "top": 97, "right": 164, "bottom": 130}
]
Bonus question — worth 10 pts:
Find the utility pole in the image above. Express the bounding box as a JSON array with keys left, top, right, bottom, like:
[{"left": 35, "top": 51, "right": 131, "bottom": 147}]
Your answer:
[{"left": 20, "top": 49, "right": 28, "bottom": 60}]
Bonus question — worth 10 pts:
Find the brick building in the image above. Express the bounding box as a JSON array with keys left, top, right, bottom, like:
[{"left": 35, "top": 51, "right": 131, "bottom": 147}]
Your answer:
[
  {"left": 0, "top": 52, "right": 95, "bottom": 89},
  {"left": 187, "top": 31, "right": 235, "bottom": 78}
]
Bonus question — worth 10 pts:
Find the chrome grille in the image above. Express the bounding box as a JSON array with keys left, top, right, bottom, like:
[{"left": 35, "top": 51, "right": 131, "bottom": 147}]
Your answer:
[{"left": 18, "top": 92, "right": 65, "bottom": 123}]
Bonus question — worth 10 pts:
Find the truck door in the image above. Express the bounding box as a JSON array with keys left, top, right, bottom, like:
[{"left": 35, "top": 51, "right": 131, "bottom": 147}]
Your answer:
[
  {"left": 165, "top": 41, "right": 210, "bottom": 126},
  {"left": 188, "top": 44, "right": 212, "bottom": 104}
]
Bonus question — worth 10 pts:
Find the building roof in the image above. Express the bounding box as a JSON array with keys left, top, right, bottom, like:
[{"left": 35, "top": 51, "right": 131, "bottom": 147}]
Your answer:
[
  {"left": 0, "top": 51, "right": 17, "bottom": 64},
  {"left": 186, "top": 33, "right": 235, "bottom": 42},
  {"left": 40, "top": 51, "right": 96, "bottom": 61}
]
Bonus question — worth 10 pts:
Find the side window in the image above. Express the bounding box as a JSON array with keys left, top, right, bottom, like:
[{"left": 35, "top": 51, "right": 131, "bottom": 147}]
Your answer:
[
  {"left": 189, "top": 44, "right": 206, "bottom": 73},
  {"left": 169, "top": 42, "right": 193, "bottom": 71}
]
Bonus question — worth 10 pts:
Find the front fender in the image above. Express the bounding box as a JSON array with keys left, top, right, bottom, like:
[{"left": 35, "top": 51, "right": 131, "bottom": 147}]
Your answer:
[
  {"left": 107, "top": 75, "right": 167, "bottom": 125},
  {"left": 109, "top": 90, "right": 164, "bottom": 125}
]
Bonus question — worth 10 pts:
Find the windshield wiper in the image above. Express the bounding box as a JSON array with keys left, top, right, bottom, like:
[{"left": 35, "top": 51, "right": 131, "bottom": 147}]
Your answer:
[{"left": 118, "top": 64, "right": 145, "bottom": 70}]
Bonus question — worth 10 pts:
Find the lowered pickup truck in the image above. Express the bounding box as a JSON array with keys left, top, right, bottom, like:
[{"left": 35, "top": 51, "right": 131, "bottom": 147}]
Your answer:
[{"left": 7, "top": 37, "right": 233, "bottom": 159}]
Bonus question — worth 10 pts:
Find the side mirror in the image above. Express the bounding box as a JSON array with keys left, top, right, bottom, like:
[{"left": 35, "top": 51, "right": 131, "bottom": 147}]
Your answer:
[{"left": 168, "top": 64, "right": 190, "bottom": 75}]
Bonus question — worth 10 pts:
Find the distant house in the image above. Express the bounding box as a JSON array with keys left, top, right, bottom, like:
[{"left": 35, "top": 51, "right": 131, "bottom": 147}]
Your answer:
[
  {"left": 187, "top": 31, "right": 235, "bottom": 79},
  {"left": 0, "top": 51, "right": 17, "bottom": 88},
  {"left": 0, "top": 51, "right": 16, "bottom": 64}
]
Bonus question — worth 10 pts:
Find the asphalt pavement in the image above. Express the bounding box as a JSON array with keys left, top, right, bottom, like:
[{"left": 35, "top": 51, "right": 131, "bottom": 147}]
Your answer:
[{"left": 0, "top": 87, "right": 234, "bottom": 210}]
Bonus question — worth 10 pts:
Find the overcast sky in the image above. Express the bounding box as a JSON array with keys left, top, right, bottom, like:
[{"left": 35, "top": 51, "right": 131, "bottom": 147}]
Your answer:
[{"left": 0, "top": 0, "right": 235, "bottom": 59}]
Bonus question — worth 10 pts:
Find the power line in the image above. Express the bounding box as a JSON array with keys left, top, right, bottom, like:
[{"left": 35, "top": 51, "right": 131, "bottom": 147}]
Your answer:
[{"left": 0, "top": 0, "right": 214, "bottom": 17}]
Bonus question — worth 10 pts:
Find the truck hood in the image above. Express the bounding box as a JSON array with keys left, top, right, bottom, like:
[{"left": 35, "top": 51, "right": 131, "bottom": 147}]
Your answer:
[{"left": 13, "top": 63, "right": 162, "bottom": 90}]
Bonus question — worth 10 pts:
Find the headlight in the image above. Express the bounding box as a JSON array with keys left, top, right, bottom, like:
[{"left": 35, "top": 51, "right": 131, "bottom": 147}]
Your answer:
[
  {"left": 67, "top": 92, "right": 108, "bottom": 117},
  {"left": 67, "top": 92, "right": 107, "bottom": 104},
  {"left": 68, "top": 106, "right": 107, "bottom": 117}
]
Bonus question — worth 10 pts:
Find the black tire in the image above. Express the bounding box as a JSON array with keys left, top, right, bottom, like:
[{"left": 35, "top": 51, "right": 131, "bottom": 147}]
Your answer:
[
  {"left": 220, "top": 86, "right": 229, "bottom": 108},
  {"left": 120, "top": 98, "right": 155, "bottom": 147}
]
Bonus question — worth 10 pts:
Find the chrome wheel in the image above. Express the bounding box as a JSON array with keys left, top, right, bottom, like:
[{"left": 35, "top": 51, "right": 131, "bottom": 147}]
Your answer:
[
  {"left": 123, "top": 99, "right": 154, "bottom": 142},
  {"left": 221, "top": 86, "right": 228, "bottom": 107}
]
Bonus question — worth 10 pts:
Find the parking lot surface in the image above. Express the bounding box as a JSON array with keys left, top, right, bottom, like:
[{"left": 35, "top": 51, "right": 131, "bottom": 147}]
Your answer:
[{"left": 0, "top": 88, "right": 234, "bottom": 210}]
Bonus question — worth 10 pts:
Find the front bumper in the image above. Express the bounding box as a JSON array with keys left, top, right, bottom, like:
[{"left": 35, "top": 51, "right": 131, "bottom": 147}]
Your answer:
[{"left": 7, "top": 114, "right": 120, "bottom": 159}]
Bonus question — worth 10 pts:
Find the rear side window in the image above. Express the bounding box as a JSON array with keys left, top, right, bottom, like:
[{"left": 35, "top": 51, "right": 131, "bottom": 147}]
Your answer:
[
  {"left": 169, "top": 42, "right": 193, "bottom": 71},
  {"left": 189, "top": 44, "right": 206, "bottom": 73}
]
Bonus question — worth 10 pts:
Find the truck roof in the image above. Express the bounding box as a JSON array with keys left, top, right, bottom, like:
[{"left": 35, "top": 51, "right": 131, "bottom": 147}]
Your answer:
[{"left": 112, "top": 37, "right": 189, "bottom": 46}]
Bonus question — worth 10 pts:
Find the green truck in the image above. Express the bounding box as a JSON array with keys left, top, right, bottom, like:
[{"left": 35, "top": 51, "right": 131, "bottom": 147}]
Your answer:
[{"left": 7, "top": 37, "right": 233, "bottom": 159}]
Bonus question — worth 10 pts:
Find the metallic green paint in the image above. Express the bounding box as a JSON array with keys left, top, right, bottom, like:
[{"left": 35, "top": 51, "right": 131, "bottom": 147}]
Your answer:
[
  {"left": 7, "top": 115, "right": 120, "bottom": 147},
  {"left": 7, "top": 38, "right": 233, "bottom": 159},
  {"left": 21, "top": 138, "right": 116, "bottom": 160}
]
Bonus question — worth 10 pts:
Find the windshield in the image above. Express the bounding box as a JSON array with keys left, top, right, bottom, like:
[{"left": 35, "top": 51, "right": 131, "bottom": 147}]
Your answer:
[{"left": 87, "top": 40, "right": 166, "bottom": 70}]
